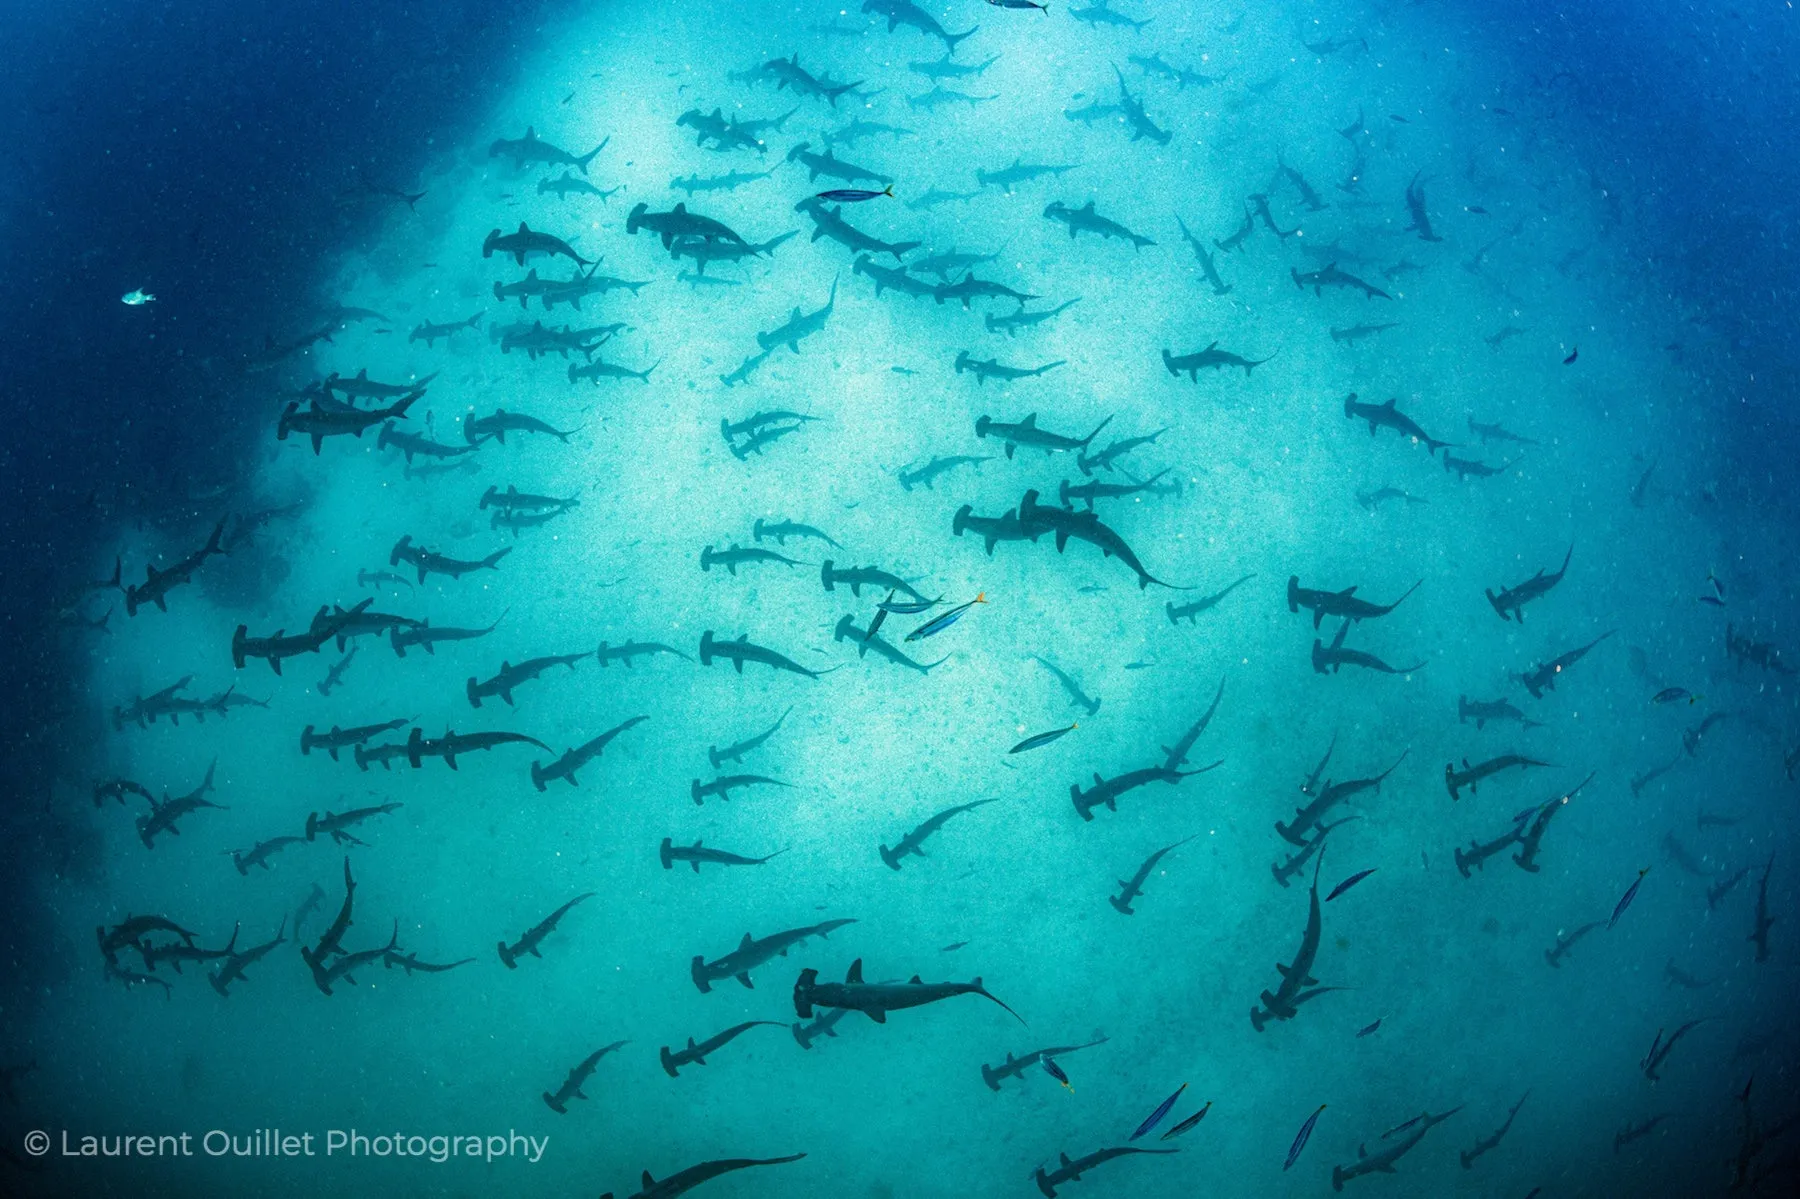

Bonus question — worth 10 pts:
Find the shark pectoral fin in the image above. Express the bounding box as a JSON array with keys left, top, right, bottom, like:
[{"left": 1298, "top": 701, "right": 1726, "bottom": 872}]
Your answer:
[{"left": 737, "top": 973, "right": 754, "bottom": 989}]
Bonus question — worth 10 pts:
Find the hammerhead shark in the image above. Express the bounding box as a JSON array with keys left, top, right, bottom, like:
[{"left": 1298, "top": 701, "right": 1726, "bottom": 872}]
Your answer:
[
  {"left": 1331, "top": 1107, "right": 1463, "bottom": 1190},
  {"left": 1486, "top": 546, "right": 1573, "bottom": 622},
  {"left": 793, "top": 958, "right": 1025, "bottom": 1024},
  {"left": 599, "top": 1152, "right": 806, "bottom": 1199},
  {"left": 1252, "top": 847, "right": 1329, "bottom": 1031}
]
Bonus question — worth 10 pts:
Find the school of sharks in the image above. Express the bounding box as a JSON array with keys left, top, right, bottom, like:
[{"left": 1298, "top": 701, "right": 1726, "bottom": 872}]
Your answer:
[{"left": 13, "top": 0, "right": 1800, "bottom": 1196}]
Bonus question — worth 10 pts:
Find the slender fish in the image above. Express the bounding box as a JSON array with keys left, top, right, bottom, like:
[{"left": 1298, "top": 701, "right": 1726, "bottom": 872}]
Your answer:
[
  {"left": 1608, "top": 867, "right": 1650, "bottom": 930},
  {"left": 904, "top": 593, "right": 986, "bottom": 641},
  {"left": 878, "top": 594, "right": 943, "bottom": 614},
  {"left": 1160, "top": 1101, "right": 1211, "bottom": 1141},
  {"left": 1130, "top": 1083, "right": 1187, "bottom": 1141},
  {"left": 1286, "top": 1104, "right": 1327, "bottom": 1170},
  {"left": 817, "top": 185, "right": 895, "bottom": 202},
  {"left": 1009, "top": 723, "right": 1078, "bottom": 754},
  {"left": 1326, "top": 868, "right": 1377, "bottom": 901}
]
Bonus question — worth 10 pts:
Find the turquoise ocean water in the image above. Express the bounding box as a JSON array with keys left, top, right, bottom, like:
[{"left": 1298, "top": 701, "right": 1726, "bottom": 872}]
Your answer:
[{"left": 5, "top": 1, "right": 1797, "bottom": 1196}]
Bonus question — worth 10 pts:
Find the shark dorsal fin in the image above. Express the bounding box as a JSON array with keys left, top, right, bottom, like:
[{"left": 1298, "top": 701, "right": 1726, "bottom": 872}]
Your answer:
[
  {"left": 1206, "top": 340, "right": 1218, "bottom": 350},
  {"left": 524, "top": 126, "right": 535, "bottom": 138},
  {"left": 1019, "top": 413, "right": 1038, "bottom": 427},
  {"left": 1081, "top": 200, "right": 1096, "bottom": 212},
  {"left": 846, "top": 958, "right": 864, "bottom": 983},
  {"left": 909, "top": 974, "right": 923, "bottom": 984},
  {"left": 642, "top": 1171, "right": 656, "bottom": 1188},
  {"left": 517, "top": 222, "right": 530, "bottom": 234},
  {"left": 673, "top": 202, "right": 688, "bottom": 214},
  {"left": 739, "top": 932, "right": 754, "bottom": 949}
]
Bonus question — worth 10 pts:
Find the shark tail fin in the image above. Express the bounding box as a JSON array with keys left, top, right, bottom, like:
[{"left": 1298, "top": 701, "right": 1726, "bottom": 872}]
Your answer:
[{"left": 574, "top": 139, "right": 608, "bottom": 175}]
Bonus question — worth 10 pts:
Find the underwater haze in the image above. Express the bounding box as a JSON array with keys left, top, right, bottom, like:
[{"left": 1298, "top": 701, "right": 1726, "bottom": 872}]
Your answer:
[{"left": 3, "top": 0, "right": 1799, "bottom": 1196}]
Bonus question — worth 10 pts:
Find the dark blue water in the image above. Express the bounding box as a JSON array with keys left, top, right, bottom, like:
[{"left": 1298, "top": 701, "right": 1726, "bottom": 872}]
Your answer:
[
  {"left": 0, "top": 0, "right": 567, "bottom": 974},
  {"left": 3, "top": 1, "right": 1796, "bottom": 1195}
]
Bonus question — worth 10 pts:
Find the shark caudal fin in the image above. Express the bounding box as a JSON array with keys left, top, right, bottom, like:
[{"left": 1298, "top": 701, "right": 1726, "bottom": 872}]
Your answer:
[{"left": 574, "top": 139, "right": 607, "bottom": 174}]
